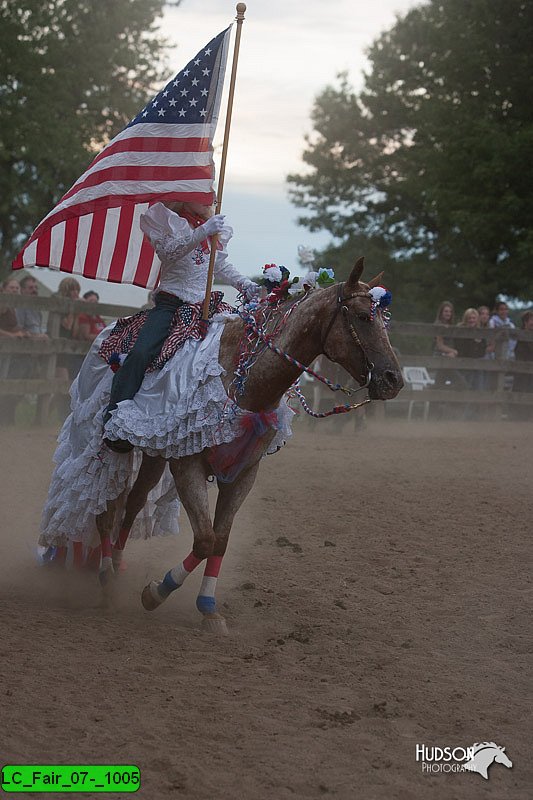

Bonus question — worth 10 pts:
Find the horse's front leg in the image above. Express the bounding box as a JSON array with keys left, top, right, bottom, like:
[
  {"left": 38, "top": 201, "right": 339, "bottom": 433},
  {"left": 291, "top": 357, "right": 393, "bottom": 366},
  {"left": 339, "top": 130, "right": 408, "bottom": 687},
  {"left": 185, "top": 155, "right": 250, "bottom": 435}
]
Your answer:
[
  {"left": 197, "top": 461, "right": 260, "bottom": 634},
  {"left": 141, "top": 454, "right": 214, "bottom": 611},
  {"left": 112, "top": 454, "right": 166, "bottom": 572}
]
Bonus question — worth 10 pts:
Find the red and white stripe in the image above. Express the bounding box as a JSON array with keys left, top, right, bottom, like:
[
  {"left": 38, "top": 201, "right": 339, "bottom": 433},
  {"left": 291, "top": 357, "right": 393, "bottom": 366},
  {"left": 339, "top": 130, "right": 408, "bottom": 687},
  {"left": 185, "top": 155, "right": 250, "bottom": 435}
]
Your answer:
[
  {"left": 13, "top": 123, "right": 218, "bottom": 289},
  {"left": 13, "top": 21, "right": 233, "bottom": 288}
]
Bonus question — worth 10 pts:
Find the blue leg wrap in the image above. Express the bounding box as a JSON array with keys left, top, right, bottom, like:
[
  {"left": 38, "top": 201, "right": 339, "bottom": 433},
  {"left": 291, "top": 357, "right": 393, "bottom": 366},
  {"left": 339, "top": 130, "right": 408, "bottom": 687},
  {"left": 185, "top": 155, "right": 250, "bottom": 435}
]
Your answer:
[
  {"left": 159, "top": 570, "right": 180, "bottom": 599},
  {"left": 196, "top": 595, "right": 216, "bottom": 614},
  {"left": 43, "top": 546, "right": 56, "bottom": 563}
]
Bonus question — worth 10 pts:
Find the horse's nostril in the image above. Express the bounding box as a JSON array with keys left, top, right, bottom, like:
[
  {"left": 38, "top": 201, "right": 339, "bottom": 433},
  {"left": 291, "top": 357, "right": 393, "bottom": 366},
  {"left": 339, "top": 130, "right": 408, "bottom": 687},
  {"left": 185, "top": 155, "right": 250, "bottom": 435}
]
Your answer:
[{"left": 383, "top": 369, "right": 401, "bottom": 388}]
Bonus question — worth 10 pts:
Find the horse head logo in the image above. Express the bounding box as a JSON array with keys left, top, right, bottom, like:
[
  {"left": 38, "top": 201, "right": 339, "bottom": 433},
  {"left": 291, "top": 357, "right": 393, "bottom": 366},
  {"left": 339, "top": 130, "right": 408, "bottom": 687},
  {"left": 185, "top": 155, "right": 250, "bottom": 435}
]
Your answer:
[{"left": 463, "top": 742, "right": 512, "bottom": 780}]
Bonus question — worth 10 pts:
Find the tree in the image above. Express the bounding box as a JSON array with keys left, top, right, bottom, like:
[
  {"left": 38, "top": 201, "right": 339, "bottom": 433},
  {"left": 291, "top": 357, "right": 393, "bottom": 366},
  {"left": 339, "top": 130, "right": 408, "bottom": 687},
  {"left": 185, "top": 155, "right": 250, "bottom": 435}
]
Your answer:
[
  {"left": 288, "top": 0, "right": 533, "bottom": 317},
  {"left": 0, "top": 0, "right": 171, "bottom": 271}
]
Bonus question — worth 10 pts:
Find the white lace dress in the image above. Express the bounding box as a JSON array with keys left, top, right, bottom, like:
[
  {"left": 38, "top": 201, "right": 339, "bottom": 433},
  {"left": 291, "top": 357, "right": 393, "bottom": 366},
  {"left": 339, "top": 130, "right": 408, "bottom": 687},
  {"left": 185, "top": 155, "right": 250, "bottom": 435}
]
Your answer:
[
  {"left": 139, "top": 202, "right": 255, "bottom": 302},
  {"left": 40, "top": 319, "right": 294, "bottom": 549}
]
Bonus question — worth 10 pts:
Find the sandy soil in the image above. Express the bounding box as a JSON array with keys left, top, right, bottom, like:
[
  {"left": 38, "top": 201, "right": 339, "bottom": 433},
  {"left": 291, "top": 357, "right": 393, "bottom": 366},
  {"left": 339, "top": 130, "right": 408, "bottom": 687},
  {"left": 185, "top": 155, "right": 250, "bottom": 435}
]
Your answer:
[{"left": 1, "top": 418, "right": 531, "bottom": 800}]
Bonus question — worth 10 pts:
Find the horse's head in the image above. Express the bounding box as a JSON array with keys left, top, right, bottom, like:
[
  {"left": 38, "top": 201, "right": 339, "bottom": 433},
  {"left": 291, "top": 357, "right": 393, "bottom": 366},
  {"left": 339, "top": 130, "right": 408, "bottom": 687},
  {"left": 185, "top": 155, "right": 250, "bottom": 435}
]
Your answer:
[
  {"left": 464, "top": 742, "right": 513, "bottom": 779},
  {"left": 494, "top": 746, "right": 512, "bottom": 769},
  {"left": 320, "top": 257, "right": 403, "bottom": 400}
]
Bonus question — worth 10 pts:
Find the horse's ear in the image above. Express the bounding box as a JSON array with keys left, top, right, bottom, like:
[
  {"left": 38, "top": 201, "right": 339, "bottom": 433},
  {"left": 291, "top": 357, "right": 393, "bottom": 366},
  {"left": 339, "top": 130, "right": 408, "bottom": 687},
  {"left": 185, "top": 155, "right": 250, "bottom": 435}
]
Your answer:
[
  {"left": 367, "top": 271, "right": 384, "bottom": 289},
  {"left": 344, "top": 256, "right": 365, "bottom": 292}
]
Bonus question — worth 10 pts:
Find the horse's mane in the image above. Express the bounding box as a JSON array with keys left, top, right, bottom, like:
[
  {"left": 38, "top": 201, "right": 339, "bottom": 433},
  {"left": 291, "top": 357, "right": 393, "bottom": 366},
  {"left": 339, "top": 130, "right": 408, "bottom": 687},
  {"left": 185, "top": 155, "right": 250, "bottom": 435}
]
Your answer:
[
  {"left": 470, "top": 742, "right": 500, "bottom": 752},
  {"left": 223, "top": 284, "right": 335, "bottom": 345}
]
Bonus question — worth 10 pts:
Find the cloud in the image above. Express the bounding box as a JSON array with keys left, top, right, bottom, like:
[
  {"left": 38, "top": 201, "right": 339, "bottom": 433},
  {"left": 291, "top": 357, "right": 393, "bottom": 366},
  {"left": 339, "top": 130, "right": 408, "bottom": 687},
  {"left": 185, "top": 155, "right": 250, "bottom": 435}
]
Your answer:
[{"left": 165, "top": 0, "right": 417, "bottom": 184}]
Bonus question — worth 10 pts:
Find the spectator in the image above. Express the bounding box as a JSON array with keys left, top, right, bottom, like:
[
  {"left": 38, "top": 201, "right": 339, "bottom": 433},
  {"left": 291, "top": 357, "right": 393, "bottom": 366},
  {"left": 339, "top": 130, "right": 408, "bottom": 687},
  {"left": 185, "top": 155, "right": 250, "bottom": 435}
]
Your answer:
[
  {"left": 454, "top": 308, "right": 488, "bottom": 390},
  {"left": 76, "top": 290, "right": 106, "bottom": 342},
  {"left": 55, "top": 278, "right": 82, "bottom": 420},
  {"left": 513, "top": 311, "right": 533, "bottom": 395},
  {"left": 56, "top": 277, "right": 81, "bottom": 348},
  {"left": 0, "top": 278, "right": 25, "bottom": 339},
  {"left": 16, "top": 275, "right": 48, "bottom": 340},
  {"left": 433, "top": 301, "right": 469, "bottom": 393},
  {"left": 489, "top": 301, "right": 516, "bottom": 360},
  {"left": 477, "top": 305, "right": 491, "bottom": 328},
  {"left": 477, "top": 304, "right": 496, "bottom": 388},
  {"left": 12, "top": 275, "right": 48, "bottom": 390},
  {"left": 0, "top": 278, "right": 27, "bottom": 424},
  {"left": 433, "top": 301, "right": 458, "bottom": 357}
]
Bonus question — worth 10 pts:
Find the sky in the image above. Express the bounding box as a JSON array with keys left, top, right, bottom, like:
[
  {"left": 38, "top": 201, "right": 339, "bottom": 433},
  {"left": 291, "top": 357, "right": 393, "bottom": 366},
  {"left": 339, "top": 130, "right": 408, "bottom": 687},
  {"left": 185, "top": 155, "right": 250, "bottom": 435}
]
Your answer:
[{"left": 35, "top": 0, "right": 420, "bottom": 305}]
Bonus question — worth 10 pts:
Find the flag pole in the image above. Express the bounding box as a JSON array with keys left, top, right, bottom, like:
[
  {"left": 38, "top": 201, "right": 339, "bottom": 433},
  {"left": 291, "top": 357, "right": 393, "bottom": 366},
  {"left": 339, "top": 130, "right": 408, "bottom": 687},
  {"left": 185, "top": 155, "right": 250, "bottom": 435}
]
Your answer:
[{"left": 201, "top": 2, "right": 246, "bottom": 325}]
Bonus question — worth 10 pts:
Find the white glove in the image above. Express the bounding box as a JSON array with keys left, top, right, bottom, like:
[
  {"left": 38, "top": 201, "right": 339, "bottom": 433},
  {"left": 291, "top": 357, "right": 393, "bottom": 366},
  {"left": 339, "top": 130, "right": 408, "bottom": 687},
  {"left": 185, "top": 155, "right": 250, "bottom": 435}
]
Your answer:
[
  {"left": 241, "top": 280, "right": 261, "bottom": 302},
  {"left": 202, "top": 214, "right": 226, "bottom": 237}
]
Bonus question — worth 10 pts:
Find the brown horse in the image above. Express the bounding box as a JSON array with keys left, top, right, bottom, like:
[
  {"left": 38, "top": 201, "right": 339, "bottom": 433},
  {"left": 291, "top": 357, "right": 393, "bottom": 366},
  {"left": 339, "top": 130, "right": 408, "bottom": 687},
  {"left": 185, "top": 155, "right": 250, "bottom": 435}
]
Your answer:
[{"left": 97, "top": 258, "right": 403, "bottom": 632}]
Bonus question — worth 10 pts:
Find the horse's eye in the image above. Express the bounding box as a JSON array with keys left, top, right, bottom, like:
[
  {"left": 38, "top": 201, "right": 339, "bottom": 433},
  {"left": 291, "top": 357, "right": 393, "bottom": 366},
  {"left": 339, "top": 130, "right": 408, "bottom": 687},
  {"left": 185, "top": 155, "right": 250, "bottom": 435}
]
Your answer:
[{"left": 357, "top": 313, "right": 370, "bottom": 322}]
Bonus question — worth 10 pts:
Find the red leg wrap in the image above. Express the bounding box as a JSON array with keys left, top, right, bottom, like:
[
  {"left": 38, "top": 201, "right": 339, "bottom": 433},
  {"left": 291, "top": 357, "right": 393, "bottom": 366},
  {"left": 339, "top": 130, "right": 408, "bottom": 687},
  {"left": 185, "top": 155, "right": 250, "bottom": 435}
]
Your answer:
[
  {"left": 72, "top": 541, "right": 84, "bottom": 569},
  {"left": 101, "top": 537, "right": 112, "bottom": 560},
  {"left": 204, "top": 555, "right": 223, "bottom": 578},
  {"left": 183, "top": 552, "right": 203, "bottom": 573}
]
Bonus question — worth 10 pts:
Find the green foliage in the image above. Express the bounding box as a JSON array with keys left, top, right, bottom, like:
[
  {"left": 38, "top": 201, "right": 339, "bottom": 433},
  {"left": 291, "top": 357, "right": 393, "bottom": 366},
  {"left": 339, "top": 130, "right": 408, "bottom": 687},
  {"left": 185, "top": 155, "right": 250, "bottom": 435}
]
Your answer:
[
  {"left": 0, "top": 0, "right": 170, "bottom": 272},
  {"left": 288, "top": 0, "right": 533, "bottom": 315}
]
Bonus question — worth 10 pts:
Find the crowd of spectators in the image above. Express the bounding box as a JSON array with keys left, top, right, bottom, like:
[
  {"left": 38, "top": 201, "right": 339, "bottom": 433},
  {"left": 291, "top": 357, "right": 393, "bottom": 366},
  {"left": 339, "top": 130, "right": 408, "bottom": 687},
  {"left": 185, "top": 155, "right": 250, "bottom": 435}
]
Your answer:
[
  {"left": 0, "top": 277, "right": 25, "bottom": 341},
  {"left": 432, "top": 300, "right": 533, "bottom": 404},
  {"left": 0, "top": 274, "right": 108, "bottom": 423},
  {"left": 433, "top": 300, "right": 531, "bottom": 358}
]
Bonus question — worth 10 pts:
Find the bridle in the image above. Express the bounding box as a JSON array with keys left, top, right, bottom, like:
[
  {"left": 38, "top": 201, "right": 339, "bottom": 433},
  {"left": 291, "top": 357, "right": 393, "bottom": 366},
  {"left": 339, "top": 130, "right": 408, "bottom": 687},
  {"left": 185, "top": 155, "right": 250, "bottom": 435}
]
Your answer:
[
  {"left": 322, "top": 282, "right": 375, "bottom": 386},
  {"left": 233, "top": 282, "right": 378, "bottom": 406}
]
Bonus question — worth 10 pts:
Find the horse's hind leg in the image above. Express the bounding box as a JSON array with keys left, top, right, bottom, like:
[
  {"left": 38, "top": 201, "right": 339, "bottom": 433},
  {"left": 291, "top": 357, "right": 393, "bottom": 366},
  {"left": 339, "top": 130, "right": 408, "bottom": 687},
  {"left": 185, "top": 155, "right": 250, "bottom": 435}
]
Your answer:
[
  {"left": 96, "top": 495, "right": 124, "bottom": 592},
  {"left": 197, "top": 462, "right": 260, "bottom": 634},
  {"left": 141, "top": 454, "right": 214, "bottom": 611},
  {"left": 112, "top": 454, "right": 166, "bottom": 572}
]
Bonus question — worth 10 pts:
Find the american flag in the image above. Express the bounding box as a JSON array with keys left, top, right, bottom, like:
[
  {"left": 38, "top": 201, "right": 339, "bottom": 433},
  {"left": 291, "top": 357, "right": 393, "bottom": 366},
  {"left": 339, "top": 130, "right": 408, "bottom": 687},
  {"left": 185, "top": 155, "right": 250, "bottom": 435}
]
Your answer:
[{"left": 13, "top": 27, "right": 232, "bottom": 289}]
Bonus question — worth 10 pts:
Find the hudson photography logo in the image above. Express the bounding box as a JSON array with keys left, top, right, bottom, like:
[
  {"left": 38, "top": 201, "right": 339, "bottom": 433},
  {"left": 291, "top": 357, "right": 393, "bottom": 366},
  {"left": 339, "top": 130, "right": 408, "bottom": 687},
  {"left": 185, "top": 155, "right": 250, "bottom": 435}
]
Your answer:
[{"left": 416, "top": 742, "right": 513, "bottom": 779}]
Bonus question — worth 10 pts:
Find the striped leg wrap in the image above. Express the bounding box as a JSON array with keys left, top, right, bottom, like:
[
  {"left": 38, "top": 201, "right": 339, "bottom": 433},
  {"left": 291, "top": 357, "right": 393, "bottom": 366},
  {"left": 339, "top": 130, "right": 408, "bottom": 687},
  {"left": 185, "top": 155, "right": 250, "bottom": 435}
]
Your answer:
[
  {"left": 157, "top": 552, "right": 202, "bottom": 600},
  {"left": 112, "top": 527, "right": 130, "bottom": 571},
  {"left": 196, "top": 556, "right": 223, "bottom": 614},
  {"left": 100, "top": 536, "right": 113, "bottom": 573}
]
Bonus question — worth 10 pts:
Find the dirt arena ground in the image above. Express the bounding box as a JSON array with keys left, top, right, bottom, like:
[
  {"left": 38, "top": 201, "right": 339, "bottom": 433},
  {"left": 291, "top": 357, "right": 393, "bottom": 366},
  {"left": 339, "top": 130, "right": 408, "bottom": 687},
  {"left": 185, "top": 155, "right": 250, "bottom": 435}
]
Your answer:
[{"left": 1, "top": 418, "right": 530, "bottom": 799}]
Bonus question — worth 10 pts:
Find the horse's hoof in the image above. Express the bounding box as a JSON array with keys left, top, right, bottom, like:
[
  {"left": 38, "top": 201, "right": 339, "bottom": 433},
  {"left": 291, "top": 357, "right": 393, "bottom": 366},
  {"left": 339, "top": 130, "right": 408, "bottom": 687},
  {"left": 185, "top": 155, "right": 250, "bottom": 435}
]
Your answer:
[
  {"left": 141, "top": 581, "right": 165, "bottom": 611},
  {"left": 98, "top": 568, "right": 115, "bottom": 588},
  {"left": 201, "top": 614, "right": 229, "bottom": 636}
]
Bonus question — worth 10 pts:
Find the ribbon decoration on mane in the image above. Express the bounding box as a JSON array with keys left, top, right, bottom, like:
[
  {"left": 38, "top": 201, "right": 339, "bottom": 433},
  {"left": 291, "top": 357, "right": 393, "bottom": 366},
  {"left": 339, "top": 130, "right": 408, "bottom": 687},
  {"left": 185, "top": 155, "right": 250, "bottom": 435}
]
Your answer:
[{"left": 12, "top": 20, "right": 235, "bottom": 290}]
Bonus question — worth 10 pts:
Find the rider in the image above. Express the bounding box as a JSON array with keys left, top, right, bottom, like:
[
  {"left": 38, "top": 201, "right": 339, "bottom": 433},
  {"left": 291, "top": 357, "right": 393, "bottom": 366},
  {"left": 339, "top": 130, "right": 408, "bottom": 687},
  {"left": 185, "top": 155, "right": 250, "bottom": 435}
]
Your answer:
[{"left": 103, "top": 198, "right": 260, "bottom": 452}]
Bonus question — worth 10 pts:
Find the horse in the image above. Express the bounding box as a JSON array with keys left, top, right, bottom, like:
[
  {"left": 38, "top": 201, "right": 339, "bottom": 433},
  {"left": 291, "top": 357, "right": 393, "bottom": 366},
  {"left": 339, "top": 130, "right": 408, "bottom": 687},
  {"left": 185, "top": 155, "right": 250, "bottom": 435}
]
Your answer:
[
  {"left": 91, "top": 257, "right": 402, "bottom": 632},
  {"left": 463, "top": 742, "right": 512, "bottom": 779}
]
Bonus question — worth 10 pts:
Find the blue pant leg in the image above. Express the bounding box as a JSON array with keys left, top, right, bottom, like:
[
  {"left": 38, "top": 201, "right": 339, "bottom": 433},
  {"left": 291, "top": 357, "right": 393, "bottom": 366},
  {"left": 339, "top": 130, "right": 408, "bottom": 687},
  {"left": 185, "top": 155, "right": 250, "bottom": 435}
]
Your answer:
[{"left": 106, "top": 302, "right": 177, "bottom": 412}]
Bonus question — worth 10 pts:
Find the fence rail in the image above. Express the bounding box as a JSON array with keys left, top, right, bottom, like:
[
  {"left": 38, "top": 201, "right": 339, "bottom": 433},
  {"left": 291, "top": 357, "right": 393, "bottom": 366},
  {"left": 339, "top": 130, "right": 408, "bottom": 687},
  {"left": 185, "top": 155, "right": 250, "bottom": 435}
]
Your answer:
[
  {"left": 1, "top": 295, "right": 533, "bottom": 422},
  {"left": 0, "top": 293, "right": 139, "bottom": 423},
  {"left": 386, "top": 319, "right": 533, "bottom": 416}
]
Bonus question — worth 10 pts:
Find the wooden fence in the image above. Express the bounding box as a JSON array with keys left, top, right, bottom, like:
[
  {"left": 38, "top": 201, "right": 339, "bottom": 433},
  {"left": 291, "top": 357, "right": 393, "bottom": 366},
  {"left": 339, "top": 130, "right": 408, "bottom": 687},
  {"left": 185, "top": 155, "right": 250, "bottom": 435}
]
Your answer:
[
  {"left": 0, "top": 294, "right": 139, "bottom": 424},
  {"left": 290, "top": 320, "right": 533, "bottom": 420},
  {"left": 1, "top": 294, "right": 533, "bottom": 423},
  {"left": 387, "top": 320, "right": 533, "bottom": 419}
]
